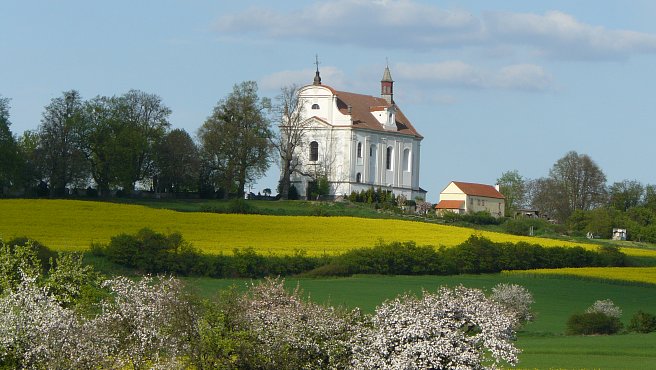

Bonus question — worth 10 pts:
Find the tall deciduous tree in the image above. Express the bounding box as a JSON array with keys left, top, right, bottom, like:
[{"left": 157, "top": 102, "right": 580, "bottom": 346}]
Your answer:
[
  {"left": 81, "top": 91, "right": 171, "bottom": 195},
  {"left": 198, "top": 81, "right": 271, "bottom": 198},
  {"left": 644, "top": 184, "right": 656, "bottom": 211},
  {"left": 16, "top": 131, "right": 42, "bottom": 195},
  {"left": 81, "top": 95, "right": 119, "bottom": 197},
  {"left": 271, "top": 85, "right": 310, "bottom": 200},
  {"left": 112, "top": 90, "right": 171, "bottom": 193},
  {"left": 497, "top": 170, "right": 526, "bottom": 217},
  {"left": 530, "top": 151, "right": 606, "bottom": 221},
  {"left": 527, "top": 177, "right": 563, "bottom": 220},
  {"left": 154, "top": 129, "right": 200, "bottom": 193},
  {"left": 608, "top": 180, "right": 644, "bottom": 212},
  {"left": 36, "top": 90, "right": 89, "bottom": 196},
  {"left": 0, "top": 96, "right": 21, "bottom": 195}
]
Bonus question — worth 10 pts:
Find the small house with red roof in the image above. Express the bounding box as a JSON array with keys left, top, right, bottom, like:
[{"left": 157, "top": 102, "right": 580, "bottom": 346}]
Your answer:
[
  {"left": 289, "top": 64, "right": 426, "bottom": 200},
  {"left": 435, "top": 181, "right": 505, "bottom": 218}
]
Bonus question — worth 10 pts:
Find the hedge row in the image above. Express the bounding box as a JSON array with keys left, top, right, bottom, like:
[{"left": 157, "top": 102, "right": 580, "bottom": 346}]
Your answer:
[{"left": 91, "top": 229, "right": 627, "bottom": 278}]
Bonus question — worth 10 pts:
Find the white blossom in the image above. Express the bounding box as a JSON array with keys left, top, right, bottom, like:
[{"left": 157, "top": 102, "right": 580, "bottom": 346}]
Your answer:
[
  {"left": 0, "top": 273, "right": 104, "bottom": 369},
  {"left": 0, "top": 273, "right": 195, "bottom": 369},
  {"left": 350, "top": 285, "right": 520, "bottom": 370},
  {"left": 239, "top": 277, "right": 360, "bottom": 369},
  {"left": 586, "top": 299, "right": 622, "bottom": 318},
  {"left": 98, "top": 276, "right": 196, "bottom": 369},
  {"left": 490, "top": 283, "right": 535, "bottom": 323}
]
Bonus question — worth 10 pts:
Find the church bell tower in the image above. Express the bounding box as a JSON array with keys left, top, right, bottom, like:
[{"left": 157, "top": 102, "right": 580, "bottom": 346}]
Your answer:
[{"left": 381, "top": 65, "right": 394, "bottom": 104}]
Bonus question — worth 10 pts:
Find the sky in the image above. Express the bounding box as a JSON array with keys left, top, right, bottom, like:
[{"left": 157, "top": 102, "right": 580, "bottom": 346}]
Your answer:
[{"left": 2, "top": 0, "right": 656, "bottom": 202}]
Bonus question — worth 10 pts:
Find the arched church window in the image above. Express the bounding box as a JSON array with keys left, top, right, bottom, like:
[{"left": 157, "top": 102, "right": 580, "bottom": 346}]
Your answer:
[
  {"left": 356, "top": 173, "right": 362, "bottom": 183},
  {"left": 386, "top": 146, "right": 393, "bottom": 170},
  {"left": 403, "top": 149, "right": 411, "bottom": 172},
  {"left": 311, "top": 103, "right": 320, "bottom": 110},
  {"left": 357, "top": 142, "right": 362, "bottom": 158},
  {"left": 309, "top": 141, "right": 319, "bottom": 161}
]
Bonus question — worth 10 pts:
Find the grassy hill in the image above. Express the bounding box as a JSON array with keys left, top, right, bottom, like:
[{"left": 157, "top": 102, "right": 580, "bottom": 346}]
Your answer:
[
  {"left": 3, "top": 199, "right": 652, "bottom": 257},
  {"left": 4, "top": 198, "right": 656, "bottom": 368}
]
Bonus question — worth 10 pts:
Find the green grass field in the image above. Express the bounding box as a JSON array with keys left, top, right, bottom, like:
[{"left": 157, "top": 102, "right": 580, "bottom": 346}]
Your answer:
[{"left": 184, "top": 274, "right": 656, "bottom": 369}]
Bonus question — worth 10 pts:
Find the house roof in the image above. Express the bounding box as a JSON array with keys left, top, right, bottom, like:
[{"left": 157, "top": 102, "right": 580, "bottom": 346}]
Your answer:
[
  {"left": 435, "top": 200, "right": 465, "bottom": 209},
  {"left": 450, "top": 181, "right": 505, "bottom": 199},
  {"left": 333, "top": 90, "right": 423, "bottom": 138}
]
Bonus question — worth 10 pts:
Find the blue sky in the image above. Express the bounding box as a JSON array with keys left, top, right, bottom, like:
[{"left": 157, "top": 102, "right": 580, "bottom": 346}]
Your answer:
[{"left": 2, "top": 0, "right": 656, "bottom": 202}]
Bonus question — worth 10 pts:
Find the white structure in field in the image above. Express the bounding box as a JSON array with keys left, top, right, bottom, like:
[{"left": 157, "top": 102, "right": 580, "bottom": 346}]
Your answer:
[
  {"left": 435, "top": 181, "right": 505, "bottom": 218},
  {"left": 289, "top": 66, "right": 426, "bottom": 200}
]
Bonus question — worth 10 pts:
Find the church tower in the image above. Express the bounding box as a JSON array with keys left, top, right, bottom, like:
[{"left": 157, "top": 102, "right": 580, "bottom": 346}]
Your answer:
[
  {"left": 313, "top": 55, "right": 322, "bottom": 85},
  {"left": 381, "top": 65, "right": 394, "bottom": 103}
]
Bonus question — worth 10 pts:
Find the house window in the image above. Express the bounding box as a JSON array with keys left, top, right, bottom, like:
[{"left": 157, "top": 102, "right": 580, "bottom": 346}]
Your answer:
[
  {"left": 402, "top": 149, "right": 410, "bottom": 172},
  {"left": 357, "top": 142, "right": 362, "bottom": 158},
  {"left": 386, "top": 147, "right": 393, "bottom": 170},
  {"left": 309, "top": 141, "right": 318, "bottom": 161},
  {"left": 356, "top": 173, "right": 362, "bottom": 183},
  {"left": 311, "top": 103, "right": 320, "bottom": 110}
]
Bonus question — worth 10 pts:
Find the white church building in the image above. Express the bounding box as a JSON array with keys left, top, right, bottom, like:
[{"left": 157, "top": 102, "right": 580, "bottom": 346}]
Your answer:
[{"left": 289, "top": 66, "right": 426, "bottom": 200}]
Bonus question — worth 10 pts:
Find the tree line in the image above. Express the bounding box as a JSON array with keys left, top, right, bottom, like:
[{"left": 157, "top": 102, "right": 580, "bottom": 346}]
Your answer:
[
  {"left": 86, "top": 228, "right": 626, "bottom": 278},
  {"left": 498, "top": 151, "right": 656, "bottom": 241},
  {"left": 0, "top": 83, "right": 307, "bottom": 199}
]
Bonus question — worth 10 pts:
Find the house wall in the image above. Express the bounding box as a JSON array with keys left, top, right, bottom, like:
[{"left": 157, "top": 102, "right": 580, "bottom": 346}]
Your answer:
[
  {"left": 290, "top": 85, "right": 424, "bottom": 200},
  {"left": 439, "top": 182, "right": 505, "bottom": 218},
  {"left": 466, "top": 196, "right": 505, "bottom": 217}
]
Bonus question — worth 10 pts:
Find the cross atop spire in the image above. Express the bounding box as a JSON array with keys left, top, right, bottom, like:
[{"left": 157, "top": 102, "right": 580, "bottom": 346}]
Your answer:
[{"left": 313, "top": 54, "right": 322, "bottom": 85}]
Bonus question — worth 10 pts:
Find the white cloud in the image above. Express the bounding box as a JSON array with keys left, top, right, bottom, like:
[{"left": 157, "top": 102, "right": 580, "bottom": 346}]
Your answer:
[
  {"left": 395, "top": 61, "right": 553, "bottom": 91},
  {"left": 484, "top": 10, "right": 656, "bottom": 59},
  {"left": 215, "top": 1, "right": 656, "bottom": 60},
  {"left": 494, "top": 64, "right": 553, "bottom": 91},
  {"left": 216, "top": 0, "right": 484, "bottom": 48}
]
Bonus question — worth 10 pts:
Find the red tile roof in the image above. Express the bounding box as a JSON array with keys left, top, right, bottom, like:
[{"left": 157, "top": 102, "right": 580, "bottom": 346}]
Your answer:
[
  {"left": 451, "top": 182, "right": 505, "bottom": 199},
  {"left": 333, "top": 90, "right": 423, "bottom": 138},
  {"left": 435, "top": 200, "right": 465, "bottom": 209}
]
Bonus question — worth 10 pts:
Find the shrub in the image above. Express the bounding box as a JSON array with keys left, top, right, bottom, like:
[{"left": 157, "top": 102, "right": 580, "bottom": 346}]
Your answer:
[
  {"left": 0, "top": 241, "right": 42, "bottom": 294},
  {"left": 586, "top": 299, "right": 622, "bottom": 319},
  {"left": 5, "top": 237, "right": 57, "bottom": 272},
  {"left": 227, "top": 198, "right": 256, "bottom": 214},
  {"left": 45, "top": 252, "right": 104, "bottom": 307},
  {"left": 288, "top": 184, "right": 299, "bottom": 200},
  {"left": 103, "top": 228, "right": 200, "bottom": 274},
  {"left": 628, "top": 310, "right": 656, "bottom": 333},
  {"left": 566, "top": 311, "right": 623, "bottom": 335},
  {"left": 595, "top": 245, "right": 627, "bottom": 266}
]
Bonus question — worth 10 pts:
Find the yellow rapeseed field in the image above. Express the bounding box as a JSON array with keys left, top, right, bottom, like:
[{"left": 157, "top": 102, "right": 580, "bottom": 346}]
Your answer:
[
  {"left": 2, "top": 199, "right": 655, "bottom": 257},
  {"left": 506, "top": 267, "right": 656, "bottom": 285}
]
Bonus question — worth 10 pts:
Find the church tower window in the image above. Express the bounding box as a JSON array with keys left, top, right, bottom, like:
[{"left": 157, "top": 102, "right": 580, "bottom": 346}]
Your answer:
[
  {"left": 311, "top": 103, "right": 320, "bottom": 110},
  {"left": 357, "top": 142, "right": 362, "bottom": 158}
]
